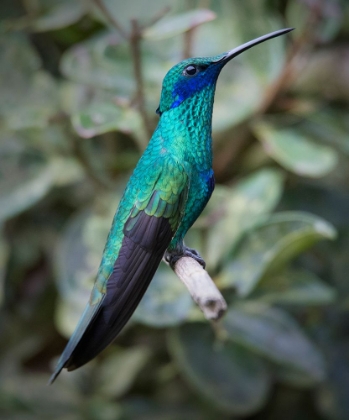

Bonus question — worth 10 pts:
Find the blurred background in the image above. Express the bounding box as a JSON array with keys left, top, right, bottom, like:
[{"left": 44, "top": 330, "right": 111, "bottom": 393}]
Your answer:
[{"left": 1, "top": 0, "right": 349, "bottom": 419}]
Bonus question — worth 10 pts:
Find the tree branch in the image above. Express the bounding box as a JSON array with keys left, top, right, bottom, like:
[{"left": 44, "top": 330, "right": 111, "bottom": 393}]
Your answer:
[
  {"left": 183, "top": 28, "right": 196, "bottom": 59},
  {"left": 168, "top": 256, "right": 227, "bottom": 321},
  {"left": 129, "top": 19, "right": 153, "bottom": 138},
  {"left": 91, "top": 2, "right": 152, "bottom": 139},
  {"left": 71, "top": 135, "right": 112, "bottom": 191},
  {"left": 93, "top": 0, "right": 128, "bottom": 40},
  {"left": 144, "top": 6, "right": 171, "bottom": 29}
]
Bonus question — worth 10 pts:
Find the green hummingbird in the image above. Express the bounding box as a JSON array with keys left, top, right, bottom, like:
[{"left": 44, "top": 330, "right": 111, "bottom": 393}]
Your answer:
[{"left": 50, "top": 28, "right": 293, "bottom": 383}]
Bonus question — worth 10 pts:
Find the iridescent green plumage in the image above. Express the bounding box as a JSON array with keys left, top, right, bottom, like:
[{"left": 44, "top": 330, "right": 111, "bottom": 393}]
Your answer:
[{"left": 50, "top": 28, "right": 293, "bottom": 383}]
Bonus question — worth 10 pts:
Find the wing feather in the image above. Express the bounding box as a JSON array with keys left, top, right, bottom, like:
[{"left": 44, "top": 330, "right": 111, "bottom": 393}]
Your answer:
[{"left": 50, "top": 158, "right": 188, "bottom": 381}]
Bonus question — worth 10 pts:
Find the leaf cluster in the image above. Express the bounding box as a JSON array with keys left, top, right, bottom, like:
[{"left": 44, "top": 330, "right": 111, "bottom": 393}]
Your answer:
[{"left": 1, "top": 1, "right": 349, "bottom": 419}]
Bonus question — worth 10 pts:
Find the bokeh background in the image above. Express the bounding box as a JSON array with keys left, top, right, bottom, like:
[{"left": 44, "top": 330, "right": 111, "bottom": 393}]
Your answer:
[{"left": 1, "top": 0, "right": 349, "bottom": 419}]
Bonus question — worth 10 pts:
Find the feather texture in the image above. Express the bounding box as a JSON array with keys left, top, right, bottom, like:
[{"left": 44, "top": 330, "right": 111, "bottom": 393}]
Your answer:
[
  {"left": 50, "top": 157, "right": 188, "bottom": 382},
  {"left": 51, "top": 28, "right": 292, "bottom": 383}
]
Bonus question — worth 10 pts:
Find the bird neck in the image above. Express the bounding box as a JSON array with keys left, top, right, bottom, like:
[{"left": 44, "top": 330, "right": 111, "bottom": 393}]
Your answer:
[{"left": 158, "top": 85, "right": 216, "bottom": 171}]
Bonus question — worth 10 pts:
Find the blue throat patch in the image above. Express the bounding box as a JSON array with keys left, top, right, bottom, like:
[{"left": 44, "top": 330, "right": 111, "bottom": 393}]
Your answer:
[{"left": 170, "top": 66, "right": 220, "bottom": 110}]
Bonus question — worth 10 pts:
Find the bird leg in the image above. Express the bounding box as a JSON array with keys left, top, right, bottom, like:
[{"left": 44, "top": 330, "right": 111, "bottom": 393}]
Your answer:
[{"left": 164, "top": 245, "right": 206, "bottom": 269}]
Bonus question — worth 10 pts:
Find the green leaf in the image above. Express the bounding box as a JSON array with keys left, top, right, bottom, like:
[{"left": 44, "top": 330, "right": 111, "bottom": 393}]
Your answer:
[
  {"left": 143, "top": 9, "right": 216, "bottom": 40},
  {"left": 133, "top": 262, "right": 193, "bottom": 327},
  {"left": 274, "top": 363, "right": 325, "bottom": 388},
  {"left": 238, "top": 141, "right": 272, "bottom": 173},
  {"left": 60, "top": 30, "right": 167, "bottom": 104},
  {"left": 72, "top": 102, "right": 121, "bottom": 138},
  {"left": 98, "top": 346, "right": 150, "bottom": 398},
  {"left": 305, "top": 109, "right": 349, "bottom": 157},
  {"left": 0, "top": 163, "right": 53, "bottom": 222},
  {"left": 253, "top": 122, "right": 338, "bottom": 178},
  {"left": 49, "top": 156, "right": 85, "bottom": 186},
  {"left": 168, "top": 322, "right": 271, "bottom": 415},
  {"left": 222, "top": 303, "right": 325, "bottom": 384},
  {"left": 0, "top": 34, "right": 59, "bottom": 130},
  {"left": 0, "top": 130, "right": 84, "bottom": 222},
  {"left": 72, "top": 102, "right": 147, "bottom": 147},
  {"left": 54, "top": 194, "right": 122, "bottom": 337},
  {"left": 0, "top": 133, "right": 55, "bottom": 223},
  {"left": 54, "top": 210, "right": 97, "bottom": 337},
  {"left": 89, "top": 0, "right": 177, "bottom": 32},
  {"left": 218, "top": 211, "right": 336, "bottom": 295},
  {"left": 251, "top": 268, "right": 336, "bottom": 306},
  {"left": 60, "top": 32, "right": 134, "bottom": 94},
  {"left": 0, "top": 33, "right": 40, "bottom": 75},
  {"left": 203, "top": 168, "right": 284, "bottom": 269},
  {"left": 31, "top": 1, "right": 86, "bottom": 32}
]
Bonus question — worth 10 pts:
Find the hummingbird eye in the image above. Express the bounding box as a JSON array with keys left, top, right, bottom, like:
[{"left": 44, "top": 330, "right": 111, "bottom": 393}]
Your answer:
[{"left": 183, "top": 65, "right": 198, "bottom": 76}]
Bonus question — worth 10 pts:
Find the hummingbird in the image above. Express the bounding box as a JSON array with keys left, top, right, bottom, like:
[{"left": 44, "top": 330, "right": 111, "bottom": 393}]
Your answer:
[{"left": 50, "top": 28, "right": 293, "bottom": 383}]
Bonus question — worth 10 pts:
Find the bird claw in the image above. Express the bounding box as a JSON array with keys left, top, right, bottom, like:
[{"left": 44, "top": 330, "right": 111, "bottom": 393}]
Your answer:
[{"left": 165, "top": 246, "right": 206, "bottom": 269}]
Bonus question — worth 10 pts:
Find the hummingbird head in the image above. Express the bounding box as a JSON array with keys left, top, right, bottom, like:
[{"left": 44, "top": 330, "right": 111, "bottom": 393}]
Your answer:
[{"left": 157, "top": 28, "right": 293, "bottom": 116}]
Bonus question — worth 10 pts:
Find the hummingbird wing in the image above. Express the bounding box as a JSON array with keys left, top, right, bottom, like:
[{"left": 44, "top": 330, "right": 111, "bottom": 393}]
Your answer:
[{"left": 50, "top": 158, "right": 188, "bottom": 383}]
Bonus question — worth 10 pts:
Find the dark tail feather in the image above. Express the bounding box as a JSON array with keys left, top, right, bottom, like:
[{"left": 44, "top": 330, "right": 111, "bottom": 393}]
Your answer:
[
  {"left": 50, "top": 212, "right": 173, "bottom": 381},
  {"left": 48, "top": 302, "right": 103, "bottom": 384},
  {"left": 65, "top": 244, "right": 165, "bottom": 371}
]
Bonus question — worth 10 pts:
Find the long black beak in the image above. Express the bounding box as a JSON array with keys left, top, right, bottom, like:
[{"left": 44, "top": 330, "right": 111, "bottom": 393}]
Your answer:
[{"left": 214, "top": 28, "right": 294, "bottom": 64}]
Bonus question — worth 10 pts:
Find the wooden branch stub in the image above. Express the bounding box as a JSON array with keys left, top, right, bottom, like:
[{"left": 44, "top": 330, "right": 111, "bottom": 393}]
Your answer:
[{"left": 171, "top": 257, "right": 227, "bottom": 321}]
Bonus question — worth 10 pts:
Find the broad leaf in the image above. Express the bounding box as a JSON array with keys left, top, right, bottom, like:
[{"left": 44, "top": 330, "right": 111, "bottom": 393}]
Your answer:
[
  {"left": 98, "top": 346, "right": 150, "bottom": 398},
  {"left": 32, "top": 0, "right": 86, "bottom": 32},
  {"left": 72, "top": 102, "right": 147, "bottom": 148},
  {"left": 305, "top": 109, "right": 349, "bottom": 157},
  {"left": 222, "top": 303, "right": 325, "bottom": 383},
  {"left": 54, "top": 193, "right": 124, "bottom": 337},
  {"left": 60, "top": 32, "right": 134, "bottom": 94},
  {"left": 54, "top": 210, "right": 97, "bottom": 337},
  {"left": 274, "top": 363, "right": 326, "bottom": 388},
  {"left": 0, "top": 34, "right": 59, "bottom": 130},
  {"left": 168, "top": 322, "right": 271, "bottom": 415},
  {"left": 0, "top": 133, "right": 55, "bottom": 223},
  {"left": 203, "top": 168, "right": 284, "bottom": 269},
  {"left": 219, "top": 211, "right": 336, "bottom": 295},
  {"left": 253, "top": 121, "right": 338, "bottom": 178},
  {"left": 89, "top": 0, "right": 177, "bottom": 32},
  {"left": 60, "top": 30, "right": 168, "bottom": 111},
  {"left": 143, "top": 9, "right": 216, "bottom": 40},
  {"left": 252, "top": 268, "right": 336, "bottom": 306}
]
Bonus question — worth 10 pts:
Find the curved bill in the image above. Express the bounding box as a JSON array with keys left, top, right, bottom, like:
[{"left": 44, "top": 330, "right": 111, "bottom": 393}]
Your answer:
[{"left": 213, "top": 28, "right": 294, "bottom": 64}]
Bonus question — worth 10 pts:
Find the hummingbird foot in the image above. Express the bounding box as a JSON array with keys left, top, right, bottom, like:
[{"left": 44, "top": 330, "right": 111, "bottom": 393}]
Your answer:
[{"left": 164, "top": 246, "right": 206, "bottom": 269}]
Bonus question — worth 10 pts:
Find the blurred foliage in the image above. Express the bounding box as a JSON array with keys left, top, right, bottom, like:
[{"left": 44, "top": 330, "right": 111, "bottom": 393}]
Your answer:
[{"left": 0, "top": 0, "right": 349, "bottom": 419}]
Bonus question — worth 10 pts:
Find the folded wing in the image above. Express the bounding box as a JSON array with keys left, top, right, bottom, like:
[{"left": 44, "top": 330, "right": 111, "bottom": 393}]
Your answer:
[{"left": 50, "top": 159, "right": 188, "bottom": 382}]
